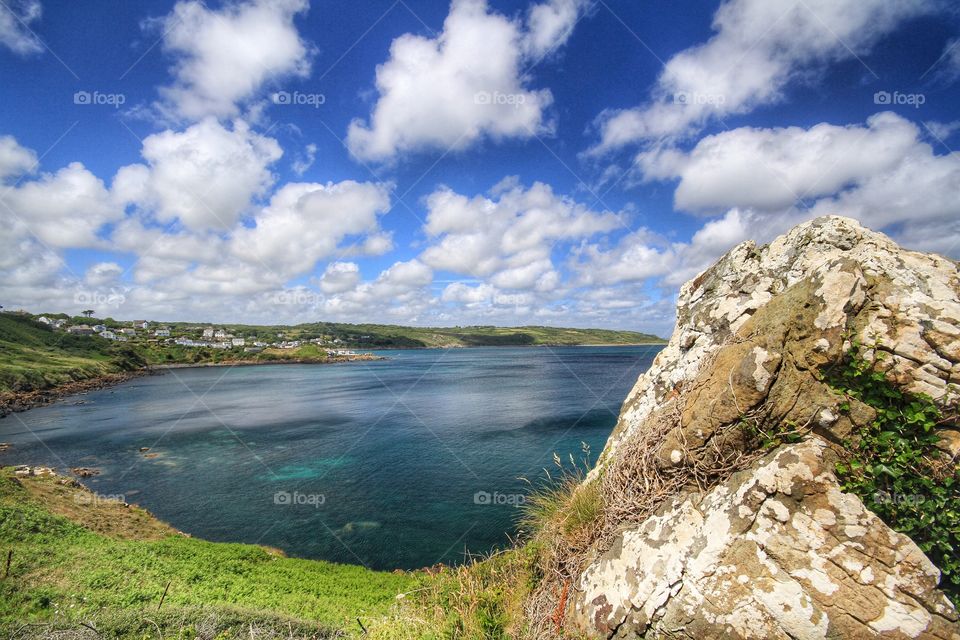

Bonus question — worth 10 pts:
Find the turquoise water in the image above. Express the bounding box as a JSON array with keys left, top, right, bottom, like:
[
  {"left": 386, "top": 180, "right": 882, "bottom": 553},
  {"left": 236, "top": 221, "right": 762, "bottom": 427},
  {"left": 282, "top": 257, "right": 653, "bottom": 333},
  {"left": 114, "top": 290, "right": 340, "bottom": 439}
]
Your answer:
[{"left": 0, "top": 346, "right": 661, "bottom": 570}]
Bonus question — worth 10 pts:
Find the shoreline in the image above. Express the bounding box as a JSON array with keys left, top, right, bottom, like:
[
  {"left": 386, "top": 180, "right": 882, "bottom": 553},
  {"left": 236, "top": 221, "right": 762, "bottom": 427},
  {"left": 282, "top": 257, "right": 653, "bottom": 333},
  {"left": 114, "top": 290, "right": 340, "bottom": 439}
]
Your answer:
[
  {"left": 0, "top": 343, "right": 663, "bottom": 418},
  {"left": 0, "top": 356, "right": 386, "bottom": 418},
  {"left": 0, "top": 369, "right": 150, "bottom": 419},
  {"left": 148, "top": 354, "right": 386, "bottom": 370}
]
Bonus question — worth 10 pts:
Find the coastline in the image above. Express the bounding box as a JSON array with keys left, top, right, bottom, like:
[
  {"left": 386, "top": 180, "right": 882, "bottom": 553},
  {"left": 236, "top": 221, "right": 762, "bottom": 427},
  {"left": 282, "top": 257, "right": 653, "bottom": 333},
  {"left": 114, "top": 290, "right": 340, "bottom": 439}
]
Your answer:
[
  {"left": 148, "top": 354, "right": 386, "bottom": 370},
  {"left": 0, "top": 355, "right": 386, "bottom": 418},
  {"left": 0, "top": 343, "right": 663, "bottom": 418},
  {"left": 0, "top": 369, "right": 149, "bottom": 419}
]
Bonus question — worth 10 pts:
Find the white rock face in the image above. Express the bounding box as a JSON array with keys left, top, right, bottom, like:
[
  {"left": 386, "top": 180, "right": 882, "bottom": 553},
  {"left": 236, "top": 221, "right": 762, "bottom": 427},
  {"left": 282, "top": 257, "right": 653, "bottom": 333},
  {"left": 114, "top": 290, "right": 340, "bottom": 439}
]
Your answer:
[
  {"left": 571, "top": 217, "right": 960, "bottom": 638},
  {"left": 573, "top": 440, "right": 959, "bottom": 639},
  {"left": 596, "top": 217, "right": 960, "bottom": 472}
]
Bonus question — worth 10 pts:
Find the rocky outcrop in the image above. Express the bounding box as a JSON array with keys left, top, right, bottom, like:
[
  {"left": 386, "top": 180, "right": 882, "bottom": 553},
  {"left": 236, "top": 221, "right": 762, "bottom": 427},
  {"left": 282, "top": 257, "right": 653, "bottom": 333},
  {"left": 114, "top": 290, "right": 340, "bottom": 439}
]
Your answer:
[{"left": 569, "top": 217, "right": 960, "bottom": 639}]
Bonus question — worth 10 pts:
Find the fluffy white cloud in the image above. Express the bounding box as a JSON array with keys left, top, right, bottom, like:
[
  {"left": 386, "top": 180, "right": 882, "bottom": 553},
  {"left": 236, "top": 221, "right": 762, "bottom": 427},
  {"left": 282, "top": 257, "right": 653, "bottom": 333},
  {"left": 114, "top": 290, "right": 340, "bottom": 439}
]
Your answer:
[
  {"left": 84, "top": 262, "right": 124, "bottom": 286},
  {"left": 152, "top": 0, "right": 311, "bottom": 121},
  {"left": 591, "top": 0, "right": 935, "bottom": 152},
  {"left": 0, "top": 0, "right": 42, "bottom": 55},
  {"left": 319, "top": 261, "right": 361, "bottom": 294},
  {"left": 0, "top": 134, "right": 37, "bottom": 181},
  {"left": 115, "top": 118, "right": 282, "bottom": 230},
  {"left": 2, "top": 161, "right": 121, "bottom": 248},
  {"left": 229, "top": 180, "right": 392, "bottom": 279},
  {"left": 647, "top": 112, "right": 920, "bottom": 213},
  {"left": 346, "top": 0, "right": 587, "bottom": 162},
  {"left": 420, "top": 178, "right": 621, "bottom": 290},
  {"left": 636, "top": 112, "right": 960, "bottom": 253}
]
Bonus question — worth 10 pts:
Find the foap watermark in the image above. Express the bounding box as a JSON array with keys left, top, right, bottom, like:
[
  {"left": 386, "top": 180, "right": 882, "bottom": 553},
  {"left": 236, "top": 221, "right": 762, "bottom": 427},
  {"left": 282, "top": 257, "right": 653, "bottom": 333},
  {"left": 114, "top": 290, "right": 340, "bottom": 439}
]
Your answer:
[
  {"left": 74, "top": 288, "right": 127, "bottom": 309},
  {"left": 473, "top": 490, "right": 526, "bottom": 506},
  {"left": 274, "top": 490, "right": 326, "bottom": 508},
  {"left": 874, "top": 490, "right": 925, "bottom": 507},
  {"left": 271, "top": 91, "right": 326, "bottom": 108},
  {"left": 74, "top": 492, "right": 126, "bottom": 506},
  {"left": 272, "top": 290, "right": 323, "bottom": 306},
  {"left": 73, "top": 90, "right": 126, "bottom": 108},
  {"left": 873, "top": 90, "right": 925, "bottom": 108},
  {"left": 474, "top": 91, "right": 527, "bottom": 109},
  {"left": 673, "top": 91, "right": 726, "bottom": 106}
]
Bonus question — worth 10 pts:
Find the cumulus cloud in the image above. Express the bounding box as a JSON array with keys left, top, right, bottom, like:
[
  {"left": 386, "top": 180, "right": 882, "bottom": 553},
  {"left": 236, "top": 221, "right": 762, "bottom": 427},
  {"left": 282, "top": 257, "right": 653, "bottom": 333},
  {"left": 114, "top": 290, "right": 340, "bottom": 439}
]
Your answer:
[
  {"left": 646, "top": 112, "right": 920, "bottom": 213},
  {"left": 636, "top": 112, "right": 960, "bottom": 253},
  {"left": 84, "top": 262, "right": 124, "bottom": 286},
  {"left": 151, "top": 0, "right": 311, "bottom": 121},
  {"left": 228, "top": 180, "right": 391, "bottom": 278},
  {"left": 2, "top": 161, "right": 121, "bottom": 248},
  {"left": 114, "top": 118, "right": 282, "bottom": 230},
  {"left": 319, "top": 261, "right": 361, "bottom": 294},
  {"left": 346, "top": 0, "right": 587, "bottom": 162},
  {"left": 590, "top": 0, "right": 935, "bottom": 152},
  {"left": 0, "top": 0, "right": 42, "bottom": 55},
  {"left": 420, "top": 178, "right": 621, "bottom": 291},
  {"left": 0, "top": 134, "right": 37, "bottom": 182}
]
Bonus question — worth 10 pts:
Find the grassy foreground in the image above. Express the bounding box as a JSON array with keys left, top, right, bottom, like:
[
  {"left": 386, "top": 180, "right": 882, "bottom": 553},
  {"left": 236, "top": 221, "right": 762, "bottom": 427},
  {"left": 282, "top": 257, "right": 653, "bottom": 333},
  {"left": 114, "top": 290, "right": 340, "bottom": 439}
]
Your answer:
[
  {"left": 0, "top": 467, "right": 547, "bottom": 639},
  {"left": 0, "top": 468, "right": 416, "bottom": 638}
]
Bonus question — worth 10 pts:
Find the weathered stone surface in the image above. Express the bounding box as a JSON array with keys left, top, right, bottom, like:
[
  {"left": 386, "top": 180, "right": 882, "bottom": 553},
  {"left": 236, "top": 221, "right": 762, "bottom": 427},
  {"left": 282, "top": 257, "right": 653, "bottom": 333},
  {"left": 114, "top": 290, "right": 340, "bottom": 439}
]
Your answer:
[
  {"left": 573, "top": 440, "right": 958, "bottom": 639},
  {"left": 572, "top": 217, "right": 960, "bottom": 639},
  {"left": 596, "top": 216, "right": 960, "bottom": 471}
]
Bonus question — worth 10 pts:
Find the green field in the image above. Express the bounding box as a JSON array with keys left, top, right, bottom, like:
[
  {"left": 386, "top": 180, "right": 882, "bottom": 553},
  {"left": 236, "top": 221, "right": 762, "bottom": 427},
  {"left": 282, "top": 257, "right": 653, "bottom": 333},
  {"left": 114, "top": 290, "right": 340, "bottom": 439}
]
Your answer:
[
  {"left": 0, "top": 468, "right": 415, "bottom": 638},
  {"left": 0, "top": 314, "right": 144, "bottom": 394}
]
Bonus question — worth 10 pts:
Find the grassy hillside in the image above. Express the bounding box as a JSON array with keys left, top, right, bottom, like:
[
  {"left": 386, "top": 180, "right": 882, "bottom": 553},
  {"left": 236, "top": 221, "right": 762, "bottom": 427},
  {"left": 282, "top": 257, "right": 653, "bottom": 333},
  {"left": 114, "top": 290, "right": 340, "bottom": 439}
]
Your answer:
[
  {"left": 0, "top": 311, "right": 664, "bottom": 396},
  {"left": 0, "top": 314, "right": 144, "bottom": 394},
  {"left": 0, "top": 468, "right": 414, "bottom": 638},
  {"left": 292, "top": 322, "right": 663, "bottom": 348}
]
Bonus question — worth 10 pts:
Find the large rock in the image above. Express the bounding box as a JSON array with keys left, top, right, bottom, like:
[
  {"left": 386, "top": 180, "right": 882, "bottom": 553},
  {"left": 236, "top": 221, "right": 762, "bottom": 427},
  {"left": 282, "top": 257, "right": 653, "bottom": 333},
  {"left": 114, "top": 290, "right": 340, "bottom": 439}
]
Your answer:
[
  {"left": 573, "top": 440, "right": 958, "bottom": 639},
  {"left": 570, "top": 217, "right": 960, "bottom": 638}
]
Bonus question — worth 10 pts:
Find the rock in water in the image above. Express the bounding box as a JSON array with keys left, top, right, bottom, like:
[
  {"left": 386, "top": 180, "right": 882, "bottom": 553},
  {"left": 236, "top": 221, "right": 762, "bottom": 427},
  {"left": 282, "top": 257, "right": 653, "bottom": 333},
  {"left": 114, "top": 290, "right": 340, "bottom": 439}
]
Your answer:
[{"left": 568, "top": 217, "right": 960, "bottom": 639}]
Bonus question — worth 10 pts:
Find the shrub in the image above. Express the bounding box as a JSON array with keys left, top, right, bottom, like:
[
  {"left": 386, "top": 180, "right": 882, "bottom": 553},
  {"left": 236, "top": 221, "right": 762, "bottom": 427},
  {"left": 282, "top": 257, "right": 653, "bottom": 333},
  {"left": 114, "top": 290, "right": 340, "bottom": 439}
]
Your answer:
[{"left": 828, "top": 345, "right": 959, "bottom": 608}]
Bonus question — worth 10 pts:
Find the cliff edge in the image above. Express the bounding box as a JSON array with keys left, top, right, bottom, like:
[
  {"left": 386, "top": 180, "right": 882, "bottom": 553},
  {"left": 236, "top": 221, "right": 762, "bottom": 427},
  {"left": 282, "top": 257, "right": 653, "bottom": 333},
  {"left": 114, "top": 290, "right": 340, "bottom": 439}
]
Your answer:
[{"left": 551, "top": 217, "right": 959, "bottom": 639}]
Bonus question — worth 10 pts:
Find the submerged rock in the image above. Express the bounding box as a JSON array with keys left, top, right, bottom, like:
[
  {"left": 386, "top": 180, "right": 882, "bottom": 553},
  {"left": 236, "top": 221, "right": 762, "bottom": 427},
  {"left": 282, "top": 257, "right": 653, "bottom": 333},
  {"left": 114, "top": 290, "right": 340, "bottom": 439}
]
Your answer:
[{"left": 567, "top": 217, "right": 960, "bottom": 639}]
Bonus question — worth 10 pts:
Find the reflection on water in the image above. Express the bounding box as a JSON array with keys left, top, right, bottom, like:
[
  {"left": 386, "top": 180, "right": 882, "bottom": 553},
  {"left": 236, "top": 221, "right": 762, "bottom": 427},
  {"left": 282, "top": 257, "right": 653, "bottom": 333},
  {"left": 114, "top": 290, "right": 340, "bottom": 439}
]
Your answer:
[{"left": 0, "top": 345, "right": 661, "bottom": 570}]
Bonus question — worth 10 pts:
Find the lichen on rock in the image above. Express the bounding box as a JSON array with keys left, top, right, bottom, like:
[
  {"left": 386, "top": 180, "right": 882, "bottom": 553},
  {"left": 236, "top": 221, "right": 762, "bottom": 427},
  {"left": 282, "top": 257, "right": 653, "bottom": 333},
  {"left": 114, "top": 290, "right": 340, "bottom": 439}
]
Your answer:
[{"left": 557, "top": 217, "right": 960, "bottom": 639}]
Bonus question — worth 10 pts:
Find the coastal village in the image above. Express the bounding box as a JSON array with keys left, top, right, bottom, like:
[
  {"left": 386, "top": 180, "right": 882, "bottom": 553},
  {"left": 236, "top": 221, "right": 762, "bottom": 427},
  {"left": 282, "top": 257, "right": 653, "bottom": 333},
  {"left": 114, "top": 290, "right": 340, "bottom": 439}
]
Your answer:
[{"left": 31, "top": 314, "right": 360, "bottom": 357}]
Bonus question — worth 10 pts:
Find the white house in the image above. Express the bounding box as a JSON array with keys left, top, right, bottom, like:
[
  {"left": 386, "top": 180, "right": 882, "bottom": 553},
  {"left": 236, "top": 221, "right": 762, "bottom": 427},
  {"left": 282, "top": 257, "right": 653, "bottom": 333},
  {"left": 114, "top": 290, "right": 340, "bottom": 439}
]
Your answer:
[
  {"left": 154, "top": 328, "right": 171, "bottom": 337},
  {"left": 99, "top": 330, "right": 116, "bottom": 340},
  {"left": 231, "top": 337, "right": 245, "bottom": 347},
  {"left": 202, "top": 327, "right": 215, "bottom": 339},
  {"left": 120, "top": 328, "right": 136, "bottom": 336},
  {"left": 37, "top": 316, "right": 52, "bottom": 325},
  {"left": 67, "top": 325, "right": 95, "bottom": 335},
  {"left": 92, "top": 324, "right": 107, "bottom": 333},
  {"left": 214, "top": 329, "right": 227, "bottom": 339}
]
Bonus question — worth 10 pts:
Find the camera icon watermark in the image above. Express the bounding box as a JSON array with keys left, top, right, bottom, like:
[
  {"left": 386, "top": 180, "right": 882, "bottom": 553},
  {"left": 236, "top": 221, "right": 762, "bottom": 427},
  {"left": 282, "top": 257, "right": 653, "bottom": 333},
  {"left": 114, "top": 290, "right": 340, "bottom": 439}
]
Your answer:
[
  {"left": 873, "top": 90, "right": 925, "bottom": 108},
  {"left": 474, "top": 91, "right": 527, "bottom": 109},
  {"left": 272, "top": 291, "right": 323, "bottom": 306},
  {"left": 74, "top": 288, "right": 127, "bottom": 309},
  {"left": 74, "top": 492, "right": 126, "bottom": 506},
  {"left": 473, "top": 490, "right": 526, "bottom": 506},
  {"left": 274, "top": 490, "right": 325, "bottom": 508},
  {"left": 73, "top": 90, "right": 126, "bottom": 109},
  {"left": 271, "top": 91, "right": 326, "bottom": 108},
  {"left": 673, "top": 91, "right": 726, "bottom": 106},
  {"left": 873, "top": 490, "right": 924, "bottom": 506}
]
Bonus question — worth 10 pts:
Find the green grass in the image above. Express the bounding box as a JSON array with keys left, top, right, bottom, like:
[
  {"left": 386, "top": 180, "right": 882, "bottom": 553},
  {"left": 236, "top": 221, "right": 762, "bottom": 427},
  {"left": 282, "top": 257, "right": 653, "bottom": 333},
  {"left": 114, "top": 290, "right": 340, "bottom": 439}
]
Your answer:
[
  {"left": 0, "top": 314, "right": 144, "bottom": 393},
  {"left": 0, "top": 469, "right": 414, "bottom": 637}
]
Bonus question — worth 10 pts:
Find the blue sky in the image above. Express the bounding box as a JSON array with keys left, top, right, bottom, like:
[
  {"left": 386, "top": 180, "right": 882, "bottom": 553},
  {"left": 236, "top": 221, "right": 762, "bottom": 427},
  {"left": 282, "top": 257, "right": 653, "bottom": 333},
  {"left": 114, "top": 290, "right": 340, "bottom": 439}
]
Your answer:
[{"left": 1, "top": 0, "right": 958, "bottom": 335}]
